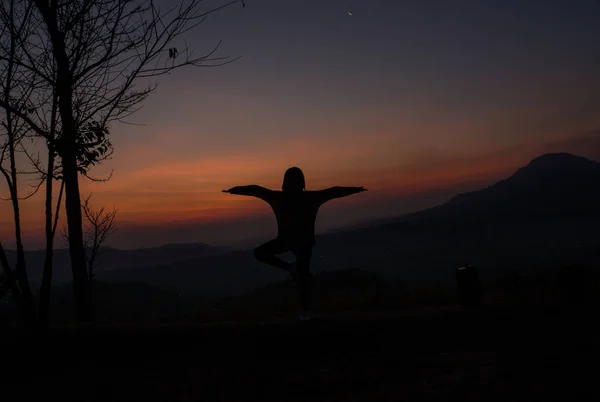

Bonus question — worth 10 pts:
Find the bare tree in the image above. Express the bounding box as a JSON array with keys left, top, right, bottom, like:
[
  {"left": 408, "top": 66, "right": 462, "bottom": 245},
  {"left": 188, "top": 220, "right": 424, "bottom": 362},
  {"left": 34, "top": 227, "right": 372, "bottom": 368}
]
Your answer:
[
  {"left": 0, "top": 0, "right": 245, "bottom": 321},
  {"left": 0, "top": 0, "right": 69, "bottom": 324},
  {"left": 0, "top": 0, "right": 46, "bottom": 323},
  {"left": 81, "top": 193, "right": 117, "bottom": 284},
  {"left": 61, "top": 193, "right": 116, "bottom": 303}
]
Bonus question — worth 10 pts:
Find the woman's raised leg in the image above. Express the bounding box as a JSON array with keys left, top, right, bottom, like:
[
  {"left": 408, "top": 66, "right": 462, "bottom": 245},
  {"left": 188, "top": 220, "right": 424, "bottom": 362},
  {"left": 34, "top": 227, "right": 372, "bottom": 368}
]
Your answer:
[{"left": 253, "top": 238, "right": 291, "bottom": 271}]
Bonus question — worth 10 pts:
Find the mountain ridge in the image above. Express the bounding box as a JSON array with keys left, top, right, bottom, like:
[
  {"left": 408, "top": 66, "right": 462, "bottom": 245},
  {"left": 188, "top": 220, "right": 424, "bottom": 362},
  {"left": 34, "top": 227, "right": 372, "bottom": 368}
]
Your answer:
[
  {"left": 6, "top": 152, "right": 599, "bottom": 299},
  {"left": 98, "top": 152, "right": 600, "bottom": 299}
]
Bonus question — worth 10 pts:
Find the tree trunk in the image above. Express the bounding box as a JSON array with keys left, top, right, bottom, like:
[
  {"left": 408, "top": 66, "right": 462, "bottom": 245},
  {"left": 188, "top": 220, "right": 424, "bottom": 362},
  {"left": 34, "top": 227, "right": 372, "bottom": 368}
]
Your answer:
[
  {"left": 38, "top": 90, "right": 60, "bottom": 324},
  {"left": 0, "top": 243, "right": 26, "bottom": 322},
  {"left": 12, "top": 209, "right": 35, "bottom": 321},
  {"left": 35, "top": 0, "right": 93, "bottom": 321},
  {"left": 6, "top": 121, "right": 35, "bottom": 322},
  {"left": 38, "top": 151, "right": 56, "bottom": 323},
  {"left": 63, "top": 154, "right": 93, "bottom": 321}
]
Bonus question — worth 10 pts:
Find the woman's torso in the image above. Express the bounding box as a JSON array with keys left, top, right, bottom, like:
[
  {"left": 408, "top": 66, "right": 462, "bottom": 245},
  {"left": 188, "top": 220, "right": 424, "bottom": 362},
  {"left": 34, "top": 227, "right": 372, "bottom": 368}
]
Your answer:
[{"left": 269, "top": 192, "right": 320, "bottom": 247}]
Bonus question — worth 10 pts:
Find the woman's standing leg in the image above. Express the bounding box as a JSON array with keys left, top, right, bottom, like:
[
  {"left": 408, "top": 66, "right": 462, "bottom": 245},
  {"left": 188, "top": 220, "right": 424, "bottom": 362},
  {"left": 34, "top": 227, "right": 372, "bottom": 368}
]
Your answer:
[{"left": 294, "top": 247, "right": 313, "bottom": 317}]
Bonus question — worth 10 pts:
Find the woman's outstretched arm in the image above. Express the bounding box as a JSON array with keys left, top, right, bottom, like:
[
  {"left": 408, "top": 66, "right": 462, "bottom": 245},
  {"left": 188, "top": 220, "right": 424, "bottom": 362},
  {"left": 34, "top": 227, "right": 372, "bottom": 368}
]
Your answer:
[
  {"left": 222, "top": 185, "right": 274, "bottom": 201},
  {"left": 314, "top": 186, "right": 367, "bottom": 204}
]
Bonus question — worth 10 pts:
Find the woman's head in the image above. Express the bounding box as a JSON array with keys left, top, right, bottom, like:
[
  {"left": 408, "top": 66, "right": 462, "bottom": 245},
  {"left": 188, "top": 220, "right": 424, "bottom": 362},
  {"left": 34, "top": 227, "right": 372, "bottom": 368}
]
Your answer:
[{"left": 282, "top": 167, "right": 305, "bottom": 193}]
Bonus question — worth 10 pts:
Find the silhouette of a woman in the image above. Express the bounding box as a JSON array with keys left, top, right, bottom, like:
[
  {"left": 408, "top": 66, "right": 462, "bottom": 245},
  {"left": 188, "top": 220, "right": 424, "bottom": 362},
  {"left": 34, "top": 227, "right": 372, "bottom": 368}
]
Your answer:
[{"left": 223, "top": 167, "right": 367, "bottom": 320}]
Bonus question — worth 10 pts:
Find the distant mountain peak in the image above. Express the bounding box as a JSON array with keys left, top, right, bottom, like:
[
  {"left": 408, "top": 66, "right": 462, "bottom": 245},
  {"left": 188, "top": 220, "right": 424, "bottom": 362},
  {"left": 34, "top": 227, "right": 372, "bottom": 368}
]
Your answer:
[
  {"left": 506, "top": 152, "right": 600, "bottom": 182},
  {"left": 405, "top": 151, "right": 600, "bottom": 224},
  {"left": 526, "top": 152, "right": 597, "bottom": 168}
]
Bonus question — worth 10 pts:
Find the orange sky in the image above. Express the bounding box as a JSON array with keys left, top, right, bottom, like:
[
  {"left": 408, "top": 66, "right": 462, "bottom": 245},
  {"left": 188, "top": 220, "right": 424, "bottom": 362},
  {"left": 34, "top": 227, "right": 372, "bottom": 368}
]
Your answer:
[
  {"left": 2, "top": 1, "right": 600, "bottom": 249},
  {"left": 2, "top": 128, "right": 599, "bottom": 249}
]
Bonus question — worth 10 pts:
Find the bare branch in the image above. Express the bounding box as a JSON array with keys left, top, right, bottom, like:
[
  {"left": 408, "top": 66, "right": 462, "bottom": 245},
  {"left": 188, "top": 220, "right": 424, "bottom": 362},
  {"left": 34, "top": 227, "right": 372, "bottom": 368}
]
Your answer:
[
  {"left": 81, "top": 193, "right": 117, "bottom": 280},
  {"left": 83, "top": 168, "right": 113, "bottom": 182},
  {"left": 52, "top": 179, "right": 65, "bottom": 238}
]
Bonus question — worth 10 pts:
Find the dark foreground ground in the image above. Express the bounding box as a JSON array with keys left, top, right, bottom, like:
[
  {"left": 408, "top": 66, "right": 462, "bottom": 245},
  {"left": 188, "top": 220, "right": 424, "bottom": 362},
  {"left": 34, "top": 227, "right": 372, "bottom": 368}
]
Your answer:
[{"left": 2, "top": 304, "right": 599, "bottom": 401}]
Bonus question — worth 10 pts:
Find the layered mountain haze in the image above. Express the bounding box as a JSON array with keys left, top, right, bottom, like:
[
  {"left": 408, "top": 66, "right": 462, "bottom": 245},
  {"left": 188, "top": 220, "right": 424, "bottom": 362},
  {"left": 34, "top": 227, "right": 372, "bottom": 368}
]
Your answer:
[
  {"left": 101, "top": 153, "right": 600, "bottom": 298},
  {"left": 8, "top": 153, "right": 600, "bottom": 301},
  {"left": 5, "top": 243, "right": 226, "bottom": 287}
]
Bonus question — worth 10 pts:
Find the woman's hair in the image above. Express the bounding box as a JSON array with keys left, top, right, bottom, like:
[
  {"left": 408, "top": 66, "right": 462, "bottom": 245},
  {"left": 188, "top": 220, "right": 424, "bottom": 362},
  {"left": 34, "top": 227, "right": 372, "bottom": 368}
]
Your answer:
[{"left": 282, "top": 167, "right": 305, "bottom": 192}]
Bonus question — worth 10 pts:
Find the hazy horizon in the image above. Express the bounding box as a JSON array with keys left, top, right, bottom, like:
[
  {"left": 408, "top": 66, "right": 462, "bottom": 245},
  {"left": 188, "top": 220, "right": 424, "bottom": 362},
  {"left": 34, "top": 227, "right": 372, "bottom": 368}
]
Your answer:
[
  {"left": 2, "top": 0, "right": 600, "bottom": 249},
  {"left": 7, "top": 143, "right": 600, "bottom": 251}
]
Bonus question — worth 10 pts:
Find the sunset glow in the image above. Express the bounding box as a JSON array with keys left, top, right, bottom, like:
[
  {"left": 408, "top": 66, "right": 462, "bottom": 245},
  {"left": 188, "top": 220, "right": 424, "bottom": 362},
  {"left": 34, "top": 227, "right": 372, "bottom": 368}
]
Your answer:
[{"left": 2, "top": 0, "right": 600, "bottom": 249}]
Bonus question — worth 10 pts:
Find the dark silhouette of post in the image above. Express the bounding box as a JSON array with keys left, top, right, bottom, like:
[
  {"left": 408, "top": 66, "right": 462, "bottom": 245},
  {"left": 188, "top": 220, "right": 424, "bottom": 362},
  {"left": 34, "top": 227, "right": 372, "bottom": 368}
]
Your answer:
[
  {"left": 223, "top": 167, "right": 367, "bottom": 321},
  {"left": 456, "top": 264, "right": 482, "bottom": 308}
]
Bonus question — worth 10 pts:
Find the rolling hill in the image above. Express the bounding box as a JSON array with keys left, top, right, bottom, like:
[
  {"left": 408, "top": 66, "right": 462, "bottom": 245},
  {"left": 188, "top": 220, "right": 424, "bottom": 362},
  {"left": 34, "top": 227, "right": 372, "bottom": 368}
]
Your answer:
[{"left": 4, "top": 242, "right": 226, "bottom": 287}]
